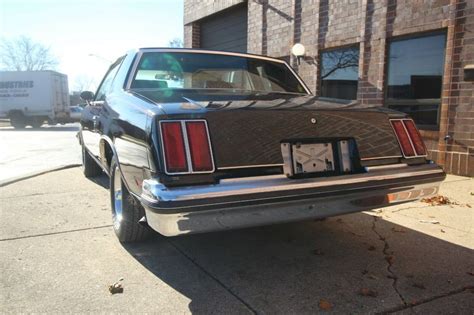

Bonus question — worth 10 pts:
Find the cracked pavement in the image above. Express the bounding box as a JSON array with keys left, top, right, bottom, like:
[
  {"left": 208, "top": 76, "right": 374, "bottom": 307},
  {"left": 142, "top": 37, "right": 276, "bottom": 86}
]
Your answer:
[{"left": 0, "top": 168, "right": 473, "bottom": 313}]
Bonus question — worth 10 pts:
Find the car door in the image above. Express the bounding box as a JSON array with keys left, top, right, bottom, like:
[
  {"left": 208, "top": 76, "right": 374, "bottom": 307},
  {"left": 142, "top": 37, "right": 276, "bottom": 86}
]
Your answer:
[{"left": 81, "top": 59, "right": 123, "bottom": 158}]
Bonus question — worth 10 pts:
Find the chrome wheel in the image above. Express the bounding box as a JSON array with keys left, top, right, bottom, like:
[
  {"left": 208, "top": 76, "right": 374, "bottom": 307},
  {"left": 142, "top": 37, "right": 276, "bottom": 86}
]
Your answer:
[
  {"left": 109, "top": 160, "right": 152, "bottom": 242},
  {"left": 112, "top": 166, "right": 123, "bottom": 230}
]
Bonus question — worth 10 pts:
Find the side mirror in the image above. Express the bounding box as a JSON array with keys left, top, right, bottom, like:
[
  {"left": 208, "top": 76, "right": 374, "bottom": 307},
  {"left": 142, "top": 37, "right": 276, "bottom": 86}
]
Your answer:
[{"left": 80, "top": 91, "right": 95, "bottom": 103}]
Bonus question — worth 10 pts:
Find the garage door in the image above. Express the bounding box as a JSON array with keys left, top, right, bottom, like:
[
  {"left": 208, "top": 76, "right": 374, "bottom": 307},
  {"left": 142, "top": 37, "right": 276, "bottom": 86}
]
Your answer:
[{"left": 200, "top": 5, "right": 248, "bottom": 53}]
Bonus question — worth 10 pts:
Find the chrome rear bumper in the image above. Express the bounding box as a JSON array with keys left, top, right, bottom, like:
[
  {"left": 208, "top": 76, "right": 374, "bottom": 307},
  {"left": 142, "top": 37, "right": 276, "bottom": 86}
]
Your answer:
[{"left": 141, "top": 163, "right": 445, "bottom": 236}]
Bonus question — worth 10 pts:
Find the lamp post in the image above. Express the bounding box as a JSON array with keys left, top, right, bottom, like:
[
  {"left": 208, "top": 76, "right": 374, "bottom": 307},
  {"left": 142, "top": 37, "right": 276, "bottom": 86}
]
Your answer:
[{"left": 291, "top": 43, "right": 306, "bottom": 65}]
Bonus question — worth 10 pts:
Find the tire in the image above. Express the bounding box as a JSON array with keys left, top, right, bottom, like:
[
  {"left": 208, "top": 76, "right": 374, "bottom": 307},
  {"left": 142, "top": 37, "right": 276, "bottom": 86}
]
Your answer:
[
  {"left": 10, "top": 114, "right": 26, "bottom": 129},
  {"left": 110, "top": 160, "right": 152, "bottom": 242},
  {"left": 29, "top": 117, "right": 43, "bottom": 129},
  {"left": 82, "top": 144, "right": 102, "bottom": 177}
]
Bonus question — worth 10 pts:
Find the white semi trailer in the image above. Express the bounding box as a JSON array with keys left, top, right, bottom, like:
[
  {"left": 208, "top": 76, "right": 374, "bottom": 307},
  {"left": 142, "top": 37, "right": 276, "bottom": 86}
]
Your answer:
[{"left": 0, "top": 71, "right": 70, "bottom": 128}]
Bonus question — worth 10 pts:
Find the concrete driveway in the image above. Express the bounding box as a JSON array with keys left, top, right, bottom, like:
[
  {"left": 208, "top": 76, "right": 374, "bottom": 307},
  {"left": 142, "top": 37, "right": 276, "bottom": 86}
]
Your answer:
[
  {"left": 0, "top": 168, "right": 472, "bottom": 313},
  {"left": 0, "top": 123, "right": 81, "bottom": 185}
]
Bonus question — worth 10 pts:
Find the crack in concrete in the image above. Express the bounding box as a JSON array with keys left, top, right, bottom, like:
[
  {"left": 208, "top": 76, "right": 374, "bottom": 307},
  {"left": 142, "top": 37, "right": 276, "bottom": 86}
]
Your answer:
[
  {"left": 0, "top": 225, "right": 113, "bottom": 242},
  {"left": 371, "top": 216, "right": 408, "bottom": 306},
  {"left": 167, "top": 239, "right": 258, "bottom": 315},
  {"left": 380, "top": 285, "right": 474, "bottom": 314},
  {"left": 389, "top": 205, "right": 425, "bottom": 213}
]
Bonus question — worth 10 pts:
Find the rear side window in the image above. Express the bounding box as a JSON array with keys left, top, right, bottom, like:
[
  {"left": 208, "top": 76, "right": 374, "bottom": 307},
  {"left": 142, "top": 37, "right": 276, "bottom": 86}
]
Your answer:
[{"left": 95, "top": 59, "right": 123, "bottom": 101}]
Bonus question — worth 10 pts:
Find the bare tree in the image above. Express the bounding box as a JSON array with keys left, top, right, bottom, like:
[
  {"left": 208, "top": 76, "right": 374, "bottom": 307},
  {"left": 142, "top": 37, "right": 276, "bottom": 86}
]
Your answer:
[
  {"left": 74, "top": 75, "right": 96, "bottom": 92},
  {"left": 321, "top": 49, "right": 359, "bottom": 79},
  {"left": 168, "top": 38, "right": 184, "bottom": 48},
  {"left": 0, "top": 36, "right": 59, "bottom": 71}
]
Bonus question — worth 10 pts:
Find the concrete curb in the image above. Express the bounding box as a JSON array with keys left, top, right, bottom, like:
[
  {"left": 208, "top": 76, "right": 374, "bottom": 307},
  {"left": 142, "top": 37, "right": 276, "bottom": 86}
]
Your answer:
[{"left": 0, "top": 164, "right": 81, "bottom": 187}]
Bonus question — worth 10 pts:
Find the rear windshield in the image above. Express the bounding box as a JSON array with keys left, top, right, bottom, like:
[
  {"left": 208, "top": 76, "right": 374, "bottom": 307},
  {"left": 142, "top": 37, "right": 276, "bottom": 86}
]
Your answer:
[{"left": 130, "top": 52, "right": 307, "bottom": 94}]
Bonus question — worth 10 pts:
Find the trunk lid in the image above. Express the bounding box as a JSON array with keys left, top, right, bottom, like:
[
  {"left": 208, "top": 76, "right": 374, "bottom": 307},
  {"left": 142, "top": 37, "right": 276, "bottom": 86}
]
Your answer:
[
  {"left": 204, "top": 109, "right": 402, "bottom": 169},
  {"left": 136, "top": 90, "right": 404, "bottom": 171}
]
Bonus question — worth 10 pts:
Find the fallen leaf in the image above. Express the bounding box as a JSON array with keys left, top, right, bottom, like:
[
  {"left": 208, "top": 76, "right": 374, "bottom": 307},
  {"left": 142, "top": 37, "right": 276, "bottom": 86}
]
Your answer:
[
  {"left": 412, "top": 283, "right": 426, "bottom": 290},
  {"left": 359, "top": 288, "right": 378, "bottom": 297},
  {"left": 368, "top": 245, "right": 376, "bottom": 251},
  {"left": 419, "top": 219, "right": 440, "bottom": 224},
  {"left": 421, "top": 195, "right": 451, "bottom": 206},
  {"left": 108, "top": 278, "right": 124, "bottom": 295},
  {"left": 319, "top": 299, "right": 332, "bottom": 311}
]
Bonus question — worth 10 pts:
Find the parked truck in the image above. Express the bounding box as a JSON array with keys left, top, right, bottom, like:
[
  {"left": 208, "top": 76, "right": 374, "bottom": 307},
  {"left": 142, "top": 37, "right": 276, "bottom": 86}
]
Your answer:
[{"left": 0, "top": 71, "right": 70, "bottom": 128}]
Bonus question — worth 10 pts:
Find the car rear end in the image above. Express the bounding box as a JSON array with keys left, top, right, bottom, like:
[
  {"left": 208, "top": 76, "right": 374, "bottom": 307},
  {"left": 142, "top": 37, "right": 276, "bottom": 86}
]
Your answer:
[
  {"left": 140, "top": 110, "right": 444, "bottom": 236},
  {"left": 128, "top": 49, "right": 445, "bottom": 236}
]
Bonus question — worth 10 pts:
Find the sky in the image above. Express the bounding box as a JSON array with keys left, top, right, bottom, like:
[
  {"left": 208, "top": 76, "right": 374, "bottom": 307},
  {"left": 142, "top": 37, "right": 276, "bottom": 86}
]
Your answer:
[{"left": 0, "top": 0, "right": 184, "bottom": 91}]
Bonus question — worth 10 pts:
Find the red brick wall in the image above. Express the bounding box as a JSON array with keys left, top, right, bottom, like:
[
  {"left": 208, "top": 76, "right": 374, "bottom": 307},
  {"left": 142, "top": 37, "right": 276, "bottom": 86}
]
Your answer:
[
  {"left": 441, "top": 0, "right": 474, "bottom": 176},
  {"left": 184, "top": 0, "right": 474, "bottom": 176}
]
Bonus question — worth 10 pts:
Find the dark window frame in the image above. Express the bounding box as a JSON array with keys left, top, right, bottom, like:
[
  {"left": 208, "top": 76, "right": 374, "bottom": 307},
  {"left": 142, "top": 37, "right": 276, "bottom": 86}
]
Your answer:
[
  {"left": 384, "top": 29, "right": 447, "bottom": 131},
  {"left": 94, "top": 56, "right": 125, "bottom": 101},
  {"left": 318, "top": 43, "right": 360, "bottom": 101}
]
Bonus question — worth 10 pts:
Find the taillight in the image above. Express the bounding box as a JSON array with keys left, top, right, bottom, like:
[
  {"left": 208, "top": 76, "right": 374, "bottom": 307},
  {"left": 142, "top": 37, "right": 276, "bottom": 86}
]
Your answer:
[
  {"left": 186, "top": 121, "right": 213, "bottom": 171},
  {"left": 161, "top": 122, "right": 188, "bottom": 173},
  {"left": 390, "top": 119, "right": 427, "bottom": 158},
  {"left": 403, "top": 120, "right": 426, "bottom": 156},
  {"left": 160, "top": 120, "right": 214, "bottom": 174}
]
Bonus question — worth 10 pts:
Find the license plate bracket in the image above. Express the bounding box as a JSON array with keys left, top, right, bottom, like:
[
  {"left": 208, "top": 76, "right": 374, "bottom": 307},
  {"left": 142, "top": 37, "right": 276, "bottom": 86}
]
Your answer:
[{"left": 281, "top": 138, "right": 359, "bottom": 179}]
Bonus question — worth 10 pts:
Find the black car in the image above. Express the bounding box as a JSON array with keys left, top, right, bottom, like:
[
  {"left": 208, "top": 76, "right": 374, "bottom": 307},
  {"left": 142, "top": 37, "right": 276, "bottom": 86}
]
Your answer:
[{"left": 79, "top": 48, "right": 445, "bottom": 242}]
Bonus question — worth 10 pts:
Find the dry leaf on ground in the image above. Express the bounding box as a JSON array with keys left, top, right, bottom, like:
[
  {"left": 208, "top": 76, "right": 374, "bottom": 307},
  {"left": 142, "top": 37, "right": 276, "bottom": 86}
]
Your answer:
[
  {"left": 108, "top": 278, "right": 124, "bottom": 295},
  {"left": 421, "top": 195, "right": 451, "bottom": 206},
  {"left": 319, "top": 299, "right": 332, "bottom": 311}
]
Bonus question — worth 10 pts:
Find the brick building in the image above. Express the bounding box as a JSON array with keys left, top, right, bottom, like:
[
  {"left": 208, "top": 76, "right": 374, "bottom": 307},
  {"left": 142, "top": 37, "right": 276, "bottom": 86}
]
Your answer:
[{"left": 183, "top": 0, "right": 474, "bottom": 176}]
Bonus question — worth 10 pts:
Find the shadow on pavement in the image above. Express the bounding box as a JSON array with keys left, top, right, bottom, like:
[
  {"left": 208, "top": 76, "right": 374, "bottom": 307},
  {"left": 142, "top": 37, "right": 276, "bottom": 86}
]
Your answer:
[
  {"left": 121, "top": 213, "right": 474, "bottom": 313},
  {"left": 86, "top": 174, "right": 109, "bottom": 189}
]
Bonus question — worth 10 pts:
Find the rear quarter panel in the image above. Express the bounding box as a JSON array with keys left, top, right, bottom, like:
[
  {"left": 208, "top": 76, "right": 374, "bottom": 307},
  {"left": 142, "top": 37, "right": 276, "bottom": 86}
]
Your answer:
[{"left": 105, "top": 53, "right": 163, "bottom": 196}]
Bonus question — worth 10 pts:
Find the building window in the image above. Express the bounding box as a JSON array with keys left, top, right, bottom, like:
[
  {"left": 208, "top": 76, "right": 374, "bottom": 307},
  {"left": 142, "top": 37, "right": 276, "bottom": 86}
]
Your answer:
[
  {"left": 386, "top": 32, "right": 446, "bottom": 129},
  {"left": 320, "top": 46, "right": 359, "bottom": 100}
]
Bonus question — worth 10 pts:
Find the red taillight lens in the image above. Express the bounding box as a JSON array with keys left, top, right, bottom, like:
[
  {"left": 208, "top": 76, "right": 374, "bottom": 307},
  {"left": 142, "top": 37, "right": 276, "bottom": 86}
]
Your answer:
[
  {"left": 161, "top": 122, "right": 188, "bottom": 173},
  {"left": 391, "top": 120, "right": 415, "bottom": 157},
  {"left": 403, "top": 120, "right": 426, "bottom": 156},
  {"left": 186, "top": 121, "right": 213, "bottom": 172}
]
